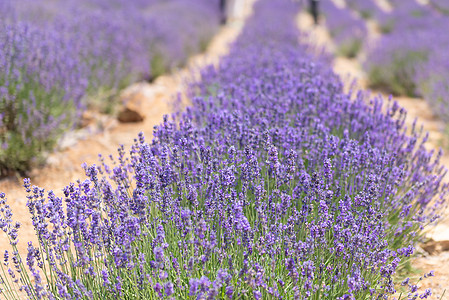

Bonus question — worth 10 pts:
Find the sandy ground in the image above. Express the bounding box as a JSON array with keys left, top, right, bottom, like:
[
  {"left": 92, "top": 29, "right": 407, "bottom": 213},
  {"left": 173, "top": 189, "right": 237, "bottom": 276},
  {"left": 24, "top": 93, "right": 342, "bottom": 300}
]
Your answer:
[
  {"left": 297, "top": 6, "right": 449, "bottom": 299},
  {"left": 0, "top": 0, "right": 256, "bottom": 262}
]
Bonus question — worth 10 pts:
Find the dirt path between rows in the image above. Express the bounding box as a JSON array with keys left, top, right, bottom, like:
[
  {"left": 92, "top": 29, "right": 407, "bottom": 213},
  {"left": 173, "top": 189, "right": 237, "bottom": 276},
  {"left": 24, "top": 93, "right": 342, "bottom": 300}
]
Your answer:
[
  {"left": 297, "top": 8, "right": 449, "bottom": 298},
  {"left": 0, "top": 1, "right": 256, "bottom": 259}
]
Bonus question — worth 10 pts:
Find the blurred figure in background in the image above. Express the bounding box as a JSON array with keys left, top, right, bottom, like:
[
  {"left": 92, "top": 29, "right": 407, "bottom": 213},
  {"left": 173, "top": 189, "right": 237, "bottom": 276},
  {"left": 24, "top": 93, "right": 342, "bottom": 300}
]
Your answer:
[
  {"left": 220, "top": 0, "right": 245, "bottom": 24},
  {"left": 220, "top": 0, "right": 227, "bottom": 24},
  {"left": 310, "top": 0, "right": 319, "bottom": 25}
]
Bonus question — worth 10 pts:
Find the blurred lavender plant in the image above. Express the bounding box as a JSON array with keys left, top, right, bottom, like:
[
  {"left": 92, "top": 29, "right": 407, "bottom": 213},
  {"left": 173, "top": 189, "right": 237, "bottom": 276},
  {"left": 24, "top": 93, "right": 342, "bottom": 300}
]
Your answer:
[
  {"left": 416, "top": 54, "right": 449, "bottom": 123},
  {"left": 364, "top": 30, "right": 430, "bottom": 97},
  {"left": 321, "top": 1, "right": 367, "bottom": 58},
  {"left": 376, "top": 1, "right": 434, "bottom": 34},
  {"left": 0, "top": 0, "right": 220, "bottom": 176},
  {"left": 0, "top": 22, "right": 86, "bottom": 175},
  {"left": 365, "top": 0, "right": 449, "bottom": 123},
  {"left": 431, "top": 0, "right": 449, "bottom": 15},
  {"left": 346, "top": 0, "right": 383, "bottom": 20},
  {"left": 0, "top": 0, "right": 445, "bottom": 299}
]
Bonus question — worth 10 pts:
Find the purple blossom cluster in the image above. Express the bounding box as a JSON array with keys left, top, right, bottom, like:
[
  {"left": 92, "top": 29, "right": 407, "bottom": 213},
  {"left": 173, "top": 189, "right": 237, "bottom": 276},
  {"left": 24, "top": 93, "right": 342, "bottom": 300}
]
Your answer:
[
  {"left": 365, "top": 1, "right": 449, "bottom": 122},
  {"left": 0, "top": 0, "right": 220, "bottom": 176},
  {"left": 0, "top": 0, "right": 446, "bottom": 299},
  {"left": 320, "top": 1, "right": 367, "bottom": 58}
]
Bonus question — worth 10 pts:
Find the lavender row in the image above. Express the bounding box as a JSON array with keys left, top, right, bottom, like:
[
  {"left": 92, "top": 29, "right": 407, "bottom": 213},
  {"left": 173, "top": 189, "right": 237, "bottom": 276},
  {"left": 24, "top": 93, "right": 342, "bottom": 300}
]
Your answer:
[
  {"left": 364, "top": 1, "right": 449, "bottom": 122},
  {"left": 320, "top": 1, "right": 367, "bottom": 58},
  {"left": 0, "top": 0, "right": 445, "bottom": 299},
  {"left": 0, "top": 0, "right": 220, "bottom": 176}
]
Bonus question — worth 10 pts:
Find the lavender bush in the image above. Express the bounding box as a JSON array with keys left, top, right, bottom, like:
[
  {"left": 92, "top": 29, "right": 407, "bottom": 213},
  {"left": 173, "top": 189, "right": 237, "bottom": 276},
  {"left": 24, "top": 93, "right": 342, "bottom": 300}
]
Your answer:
[
  {"left": 364, "top": 31, "right": 430, "bottom": 97},
  {"left": 365, "top": 0, "right": 449, "bottom": 122},
  {"left": 321, "top": 1, "right": 367, "bottom": 58},
  {"left": 0, "top": 0, "right": 220, "bottom": 176},
  {"left": 431, "top": 0, "right": 449, "bottom": 14},
  {"left": 0, "top": 22, "right": 87, "bottom": 175},
  {"left": 345, "top": 0, "right": 383, "bottom": 20},
  {"left": 0, "top": 0, "right": 446, "bottom": 299},
  {"left": 415, "top": 54, "right": 449, "bottom": 123},
  {"left": 376, "top": 1, "right": 434, "bottom": 34}
]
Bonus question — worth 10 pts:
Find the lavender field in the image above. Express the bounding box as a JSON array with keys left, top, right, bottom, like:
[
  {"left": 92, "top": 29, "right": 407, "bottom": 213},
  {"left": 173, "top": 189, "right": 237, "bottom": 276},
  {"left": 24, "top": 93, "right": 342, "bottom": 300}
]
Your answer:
[
  {"left": 0, "top": 0, "right": 449, "bottom": 299},
  {"left": 0, "top": 0, "right": 220, "bottom": 176}
]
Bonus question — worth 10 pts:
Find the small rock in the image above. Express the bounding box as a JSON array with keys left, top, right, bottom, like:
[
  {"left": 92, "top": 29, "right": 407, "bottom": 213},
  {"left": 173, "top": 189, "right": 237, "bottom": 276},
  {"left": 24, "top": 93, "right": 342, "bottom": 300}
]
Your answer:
[
  {"left": 117, "top": 91, "right": 146, "bottom": 123},
  {"left": 45, "top": 154, "right": 62, "bottom": 167},
  {"left": 422, "top": 240, "right": 449, "bottom": 255},
  {"left": 81, "top": 110, "right": 95, "bottom": 128},
  {"left": 58, "top": 129, "right": 91, "bottom": 150},
  {"left": 414, "top": 245, "right": 429, "bottom": 257}
]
